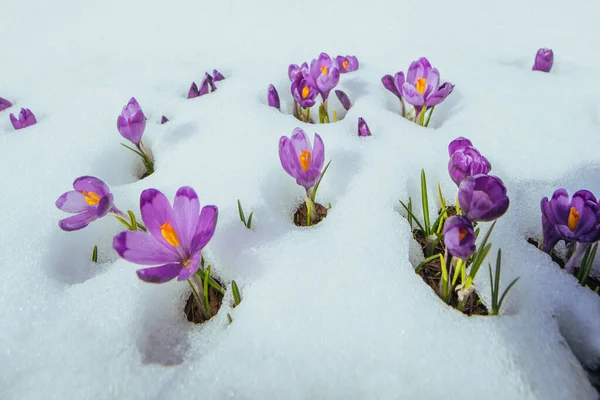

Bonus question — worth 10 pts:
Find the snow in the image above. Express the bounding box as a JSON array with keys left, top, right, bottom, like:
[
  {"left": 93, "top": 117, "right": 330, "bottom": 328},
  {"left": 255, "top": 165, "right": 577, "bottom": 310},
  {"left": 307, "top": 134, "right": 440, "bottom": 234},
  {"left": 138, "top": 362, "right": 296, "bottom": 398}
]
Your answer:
[{"left": 1, "top": 0, "right": 600, "bottom": 398}]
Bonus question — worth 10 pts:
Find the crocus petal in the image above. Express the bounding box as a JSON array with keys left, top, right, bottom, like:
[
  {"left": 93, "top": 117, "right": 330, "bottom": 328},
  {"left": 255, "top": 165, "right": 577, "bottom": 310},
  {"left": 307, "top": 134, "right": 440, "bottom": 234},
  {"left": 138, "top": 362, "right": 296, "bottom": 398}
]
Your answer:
[
  {"left": 407, "top": 60, "right": 425, "bottom": 84},
  {"left": 358, "top": 117, "right": 372, "bottom": 137},
  {"left": 311, "top": 133, "right": 325, "bottom": 171},
  {"left": 547, "top": 189, "right": 570, "bottom": 224},
  {"left": 335, "top": 90, "right": 351, "bottom": 111},
  {"left": 279, "top": 136, "right": 297, "bottom": 177},
  {"left": 127, "top": 111, "right": 146, "bottom": 144},
  {"left": 188, "top": 82, "right": 199, "bottom": 99},
  {"left": 136, "top": 263, "right": 182, "bottom": 283},
  {"left": 423, "top": 69, "right": 440, "bottom": 98},
  {"left": 177, "top": 250, "right": 201, "bottom": 281},
  {"left": 161, "top": 115, "right": 169, "bottom": 124},
  {"left": 443, "top": 216, "right": 476, "bottom": 259},
  {"left": 401, "top": 83, "right": 425, "bottom": 106},
  {"left": 268, "top": 84, "right": 281, "bottom": 110},
  {"left": 59, "top": 209, "right": 98, "bottom": 231},
  {"left": 212, "top": 69, "right": 225, "bottom": 81},
  {"left": 425, "top": 83, "right": 454, "bottom": 107},
  {"left": 55, "top": 191, "right": 92, "bottom": 213},
  {"left": 0, "top": 97, "right": 12, "bottom": 112},
  {"left": 296, "top": 168, "right": 321, "bottom": 190},
  {"left": 140, "top": 189, "right": 179, "bottom": 249},
  {"left": 10, "top": 113, "right": 21, "bottom": 129},
  {"left": 190, "top": 205, "right": 218, "bottom": 253},
  {"left": 290, "top": 128, "right": 311, "bottom": 156},
  {"left": 382, "top": 75, "right": 400, "bottom": 97},
  {"left": 448, "top": 137, "right": 473, "bottom": 156},
  {"left": 173, "top": 186, "right": 200, "bottom": 252},
  {"left": 113, "top": 230, "right": 180, "bottom": 265},
  {"left": 72, "top": 176, "right": 110, "bottom": 197},
  {"left": 96, "top": 194, "right": 113, "bottom": 218},
  {"left": 394, "top": 72, "right": 406, "bottom": 92},
  {"left": 199, "top": 75, "right": 210, "bottom": 95}
]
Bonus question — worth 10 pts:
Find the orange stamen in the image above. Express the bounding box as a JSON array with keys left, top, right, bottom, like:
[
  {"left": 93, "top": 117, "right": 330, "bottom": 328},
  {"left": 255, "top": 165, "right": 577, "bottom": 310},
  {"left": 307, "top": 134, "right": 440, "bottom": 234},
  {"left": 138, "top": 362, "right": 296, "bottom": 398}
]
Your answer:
[
  {"left": 301, "top": 86, "right": 310, "bottom": 99},
  {"left": 160, "top": 221, "right": 181, "bottom": 247},
  {"left": 299, "top": 150, "right": 311, "bottom": 171},
  {"left": 458, "top": 228, "right": 468, "bottom": 241},
  {"left": 568, "top": 207, "right": 580, "bottom": 231},
  {"left": 416, "top": 78, "right": 427, "bottom": 95},
  {"left": 342, "top": 60, "right": 349, "bottom": 69},
  {"left": 81, "top": 190, "right": 101, "bottom": 206},
  {"left": 321, "top": 65, "right": 328, "bottom": 75}
]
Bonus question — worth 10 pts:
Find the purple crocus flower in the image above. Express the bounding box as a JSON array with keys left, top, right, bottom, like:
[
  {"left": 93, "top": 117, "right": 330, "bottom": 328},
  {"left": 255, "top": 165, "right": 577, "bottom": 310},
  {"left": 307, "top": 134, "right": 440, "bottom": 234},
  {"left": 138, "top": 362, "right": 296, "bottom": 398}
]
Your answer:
[
  {"left": 117, "top": 97, "right": 146, "bottom": 144},
  {"left": 291, "top": 78, "right": 319, "bottom": 108},
  {"left": 448, "top": 137, "right": 473, "bottom": 156},
  {"left": 161, "top": 115, "right": 169, "bottom": 124},
  {"left": 288, "top": 62, "right": 309, "bottom": 82},
  {"left": 358, "top": 117, "right": 372, "bottom": 137},
  {"left": 268, "top": 84, "right": 281, "bottom": 110},
  {"left": 382, "top": 72, "right": 405, "bottom": 99},
  {"left": 309, "top": 53, "right": 340, "bottom": 100},
  {"left": 335, "top": 90, "right": 351, "bottom": 111},
  {"left": 458, "top": 174, "right": 509, "bottom": 222},
  {"left": 0, "top": 97, "right": 12, "bottom": 112},
  {"left": 113, "top": 186, "right": 218, "bottom": 283},
  {"left": 448, "top": 139, "right": 491, "bottom": 186},
  {"left": 532, "top": 48, "right": 553, "bottom": 73},
  {"left": 401, "top": 57, "right": 454, "bottom": 107},
  {"left": 188, "top": 82, "right": 199, "bottom": 99},
  {"left": 540, "top": 189, "right": 600, "bottom": 254},
  {"left": 10, "top": 108, "right": 37, "bottom": 130},
  {"left": 443, "top": 216, "right": 476, "bottom": 260},
  {"left": 279, "top": 128, "right": 325, "bottom": 190},
  {"left": 335, "top": 55, "right": 359, "bottom": 73},
  {"left": 212, "top": 69, "right": 225, "bottom": 81},
  {"left": 56, "top": 176, "right": 122, "bottom": 231}
]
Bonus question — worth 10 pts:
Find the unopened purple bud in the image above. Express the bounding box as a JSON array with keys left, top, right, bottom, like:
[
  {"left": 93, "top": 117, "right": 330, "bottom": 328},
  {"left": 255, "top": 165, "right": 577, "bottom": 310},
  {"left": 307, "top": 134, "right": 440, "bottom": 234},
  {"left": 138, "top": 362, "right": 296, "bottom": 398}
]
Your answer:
[
  {"left": 212, "top": 69, "right": 225, "bottom": 81},
  {"left": 268, "top": 84, "right": 280, "bottom": 110},
  {"left": 199, "top": 75, "right": 210, "bottom": 95},
  {"left": 335, "top": 90, "right": 351, "bottom": 111},
  {"left": 0, "top": 97, "right": 12, "bottom": 112},
  {"left": 188, "top": 82, "right": 199, "bottom": 99},
  {"left": 358, "top": 117, "right": 372, "bottom": 137},
  {"left": 448, "top": 137, "right": 473, "bottom": 156},
  {"left": 206, "top": 73, "right": 217, "bottom": 92},
  {"left": 161, "top": 115, "right": 169, "bottom": 124},
  {"left": 458, "top": 175, "right": 509, "bottom": 222},
  {"left": 532, "top": 48, "right": 553, "bottom": 73},
  {"left": 443, "top": 216, "right": 476, "bottom": 260},
  {"left": 448, "top": 139, "right": 491, "bottom": 186},
  {"left": 116, "top": 98, "right": 145, "bottom": 144},
  {"left": 10, "top": 108, "right": 37, "bottom": 130}
]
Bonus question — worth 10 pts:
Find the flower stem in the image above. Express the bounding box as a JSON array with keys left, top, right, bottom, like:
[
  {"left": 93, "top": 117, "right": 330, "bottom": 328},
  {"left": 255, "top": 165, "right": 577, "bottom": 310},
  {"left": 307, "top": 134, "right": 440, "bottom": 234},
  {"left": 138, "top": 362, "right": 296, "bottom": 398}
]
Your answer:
[
  {"left": 564, "top": 242, "right": 591, "bottom": 274},
  {"left": 189, "top": 275, "right": 211, "bottom": 320}
]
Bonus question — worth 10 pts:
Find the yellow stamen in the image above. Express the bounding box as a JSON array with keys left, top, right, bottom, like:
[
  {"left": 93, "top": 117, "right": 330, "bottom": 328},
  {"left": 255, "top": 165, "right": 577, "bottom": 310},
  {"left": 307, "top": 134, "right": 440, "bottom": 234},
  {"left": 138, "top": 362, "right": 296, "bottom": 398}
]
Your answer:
[
  {"left": 81, "top": 190, "right": 101, "bottom": 206},
  {"left": 299, "top": 150, "right": 311, "bottom": 171},
  {"left": 416, "top": 78, "right": 427, "bottom": 95},
  {"left": 568, "top": 207, "right": 580, "bottom": 231},
  {"left": 301, "top": 86, "right": 310, "bottom": 99},
  {"left": 458, "top": 228, "right": 468, "bottom": 241},
  {"left": 342, "top": 60, "right": 349, "bottom": 69},
  {"left": 321, "top": 65, "right": 328, "bottom": 75},
  {"left": 160, "top": 221, "right": 181, "bottom": 247}
]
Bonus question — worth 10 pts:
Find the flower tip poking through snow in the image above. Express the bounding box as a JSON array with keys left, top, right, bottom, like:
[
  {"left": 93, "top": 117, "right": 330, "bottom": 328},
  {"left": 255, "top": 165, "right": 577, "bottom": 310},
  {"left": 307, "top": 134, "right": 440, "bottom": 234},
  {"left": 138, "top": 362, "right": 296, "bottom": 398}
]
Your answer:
[
  {"left": 112, "top": 186, "right": 218, "bottom": 284},
  {"left": 188, "top": 82, "right": 199, "bottom": 99},
  {"left": 160, "top": 115, "right": 169, "bottom": 124},
  {"left": 448, "top": 138, "right": 491, "bottom": 186},
  {"left": 55, "top": 176, "right": 121, "bottom": 231},
  {"left": 335, "top": 55, "right": 359, "bottom": 73},
  {"left": 279, "top": 128, "right": 325, "bottom": 190},
  {"left": 0, "top": 97, "right": 12, "bottom": 112},
  {"left": 116, "top": 97, "right": 146, "bottom": 144},
  {"left": 335, "top": 90, "right": 351, "bottom": 111},
  {"left": 532, "top": 48, "right": 553, "bottom": 72},
  {"left": 199, "top": 74, "right": 213, "bottom": 95},
  {"left": 358, "top": 117, "right": 372, "bottom": 137},
  {"left": 212, "top": 69, "right": 225, "bottom": 81},
  {"left": 10, "top": 108, "right": 37, "bottom": 130},
  {"left": 443, "top": 215, "right": 476, "bottom": 260},
  {"left": 458, "top": 174, "right": 509, "bottom": 222},
  {"left": 268, "top": 84, "right": 281, "bottom": 110}
]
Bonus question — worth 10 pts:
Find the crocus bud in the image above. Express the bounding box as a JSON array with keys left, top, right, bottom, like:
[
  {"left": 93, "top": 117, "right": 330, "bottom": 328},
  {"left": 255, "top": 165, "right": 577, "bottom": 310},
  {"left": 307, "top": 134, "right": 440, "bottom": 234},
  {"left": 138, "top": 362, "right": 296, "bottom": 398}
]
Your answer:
[
  {"left": 381, "top": 72, "right": 405, "bottom": 99},
  {"left": 161, "top": 115, "right": 169, "bottom": 124},
  {"left": 448, "top": 137, "right": 473, "bottom": 156},
  {"left": 188, "top": 82, "right": 199, "bottom": 99},
  {"left": 206, "top": 73, "right": 217, "bottom": 92},
  {"left": 0, "top": 97, "right": 12, "bottom": 112},
  {"left": 199, "top": 74, "right": 211, "bottom": 95},
  {"left": 448, "top": 146, "right": 491, "bottom": 186},
  {"left": 358, "top": 117, "right": 372, "bottom": 137},
  {"left": 10, "top": 108, "right": 37, "bottom": 130},
  {"left": 532, "top": 48, "right": 553, "bottom": 72},
  {"left": 443, "top": 216, "right": 476, "bottom": 260},
  {"left": 268, "top": 84, "right": 280, "bottom": 110},
  {"left": 458, "top": 175, "right": 509, "bottom": 222},
  {"left": 116, "top": 98, "right": 146, "bottom": 144},
  {"left": 335, "top": 90, "right": 351, "bottom": 111},
  {"left": 212, "top": 69, "right": 225, "bottom": 81}
]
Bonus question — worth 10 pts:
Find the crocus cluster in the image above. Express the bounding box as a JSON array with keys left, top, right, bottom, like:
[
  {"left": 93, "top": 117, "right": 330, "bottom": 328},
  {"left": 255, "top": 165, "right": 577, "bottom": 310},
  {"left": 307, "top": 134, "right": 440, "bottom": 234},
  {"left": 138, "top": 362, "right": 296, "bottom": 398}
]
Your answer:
[
  {"left": 532, "top": 48, "right": 553, "bottom": 73},
  {"left": 444, "top": 137, "right": 509, "bottom": 260},
  {"left": 268, "top": 53, "right": 358, "bottom": 123},
  {"left": 10, "top": 107, "right": 37, "bottom": 130},
  {"left": 541, "top": 189, "right": 600, "bottom": 273},
  {"left": 382, "top": 57, "right": 454, "bottom": 127},
  {"left": 188, "top": 69, "right": 224, "bottom": 99},
  {"left": 117, "top": 97, "right": 154, "bottom": 176}
]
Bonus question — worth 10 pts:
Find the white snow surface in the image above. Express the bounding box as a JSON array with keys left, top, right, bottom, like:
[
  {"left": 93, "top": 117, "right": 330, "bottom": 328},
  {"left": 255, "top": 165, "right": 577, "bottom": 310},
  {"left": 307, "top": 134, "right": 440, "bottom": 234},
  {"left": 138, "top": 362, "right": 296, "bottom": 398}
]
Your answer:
[{"left": 2, "top": 0, "right": 600, "bottom": 399}]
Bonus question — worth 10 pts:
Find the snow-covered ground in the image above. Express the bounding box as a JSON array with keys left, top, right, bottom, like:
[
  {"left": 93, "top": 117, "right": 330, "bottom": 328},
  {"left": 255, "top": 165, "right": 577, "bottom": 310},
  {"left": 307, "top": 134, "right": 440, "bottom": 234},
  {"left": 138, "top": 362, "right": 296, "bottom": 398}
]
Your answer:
[{"left": 2, "top": 0, "right": 600, "bottom": 399}]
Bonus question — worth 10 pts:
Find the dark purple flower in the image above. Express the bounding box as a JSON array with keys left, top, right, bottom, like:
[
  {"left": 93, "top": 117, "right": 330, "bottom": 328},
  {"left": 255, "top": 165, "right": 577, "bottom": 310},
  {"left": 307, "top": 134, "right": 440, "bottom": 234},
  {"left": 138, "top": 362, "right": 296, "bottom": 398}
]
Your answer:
[
  {"left": 448, "top": 139, "right": 491, "bottom": 186},
  {"left": 113, "top": 187, "right": 218, "bottom": 283},
  {"left": 117, "top": 98, "right": 146, "bottom": 144},
  {"left": 358, "top": 117, "right": 372, "bottom": 137},
  {"left": 448, "top": 137, "right": 473, "bottom": 156},
  {"left": 10, "top": 108, "right": 37, "bottom": 130},
  {"left": 291, "top": 78, "right": 319, "bottom": 108},
  {"left": 160, "top": 115, "right": 169, "bottom": 124},
  {"left": 401, "top": 57, "right": 453, "bottom": 107},
  {"left": 56, "top": 176, "right": 122, "bottom": 231},
  {"left": 335, "top": 55, "right": 359, "bottom": 73},
  {"left": 268, "top": 84, "right": 280, "bottom": 110},
  {"left": 532, "top": 48, "right": 553, "bottom": 73},
  {"left": 309, "top": 53, "right": 340, "bottom": 100},
  {"left": 188, "top": 82, "right": 199, "bottom": 99},
  {"left": 443, "top": 216, "right": 476, "bottom": 260},
  {"left": 458, "top": 175, "right": 509, "bottom": 222},
  {"left": 0, "top": 97, "right": 12, "bottom": 112},
  {"left": 212, "top": 69, "right": 225, "bottom": 81},
  {"left": 540, "top": 189, "right": 600, "bottom": 254},
  {"left": 381, "top": 72, "right": 405, "bottom": 99},
  {"left": 279, "top": 128, "right": 325, "bottom": 190},
  {"left": 335, "top": 90, "right": 351, "bottom": 111}
]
